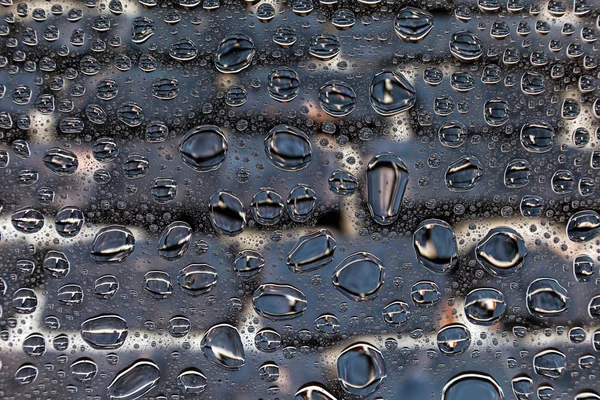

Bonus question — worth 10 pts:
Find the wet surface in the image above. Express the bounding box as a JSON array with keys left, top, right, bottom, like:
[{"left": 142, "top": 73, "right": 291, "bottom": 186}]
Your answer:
[{"left": 0, "top": 0, "right": 599, "bottom": 399}]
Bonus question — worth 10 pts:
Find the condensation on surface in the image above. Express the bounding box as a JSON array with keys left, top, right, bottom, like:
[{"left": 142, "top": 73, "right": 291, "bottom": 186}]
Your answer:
[{"left": 0, "top": 0, "right": 599, "bottom": 399}]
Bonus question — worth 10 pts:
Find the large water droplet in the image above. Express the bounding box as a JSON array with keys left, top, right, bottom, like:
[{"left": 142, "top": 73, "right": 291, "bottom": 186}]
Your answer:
[
  {"left": 476, "top": 227, "right": 527, "bottom": 277},
  {"left": 179, "top": 125, "right": 228, "bottom": 172},
  {"left": 201, "top": 323, "right": 245, "bottom": 370},
  {"left": 107, "top": 360, "right": 160, "bottom": 400},
  {"left": 366, "top": 153, "right": 409, "bottom": 225},
  {"left": 337, "top": 342, "right": 386, "bottom": 397},
  {"left": 264, "top": 125, "right": 312, "bottom": 171},
  {"left": 287, "top": 229, "right": 336, "bottom": 273},
  {"left": 81, "top": 314, "right": 128, "bottom": 349},
  {"left": 90, "top": 226, "right": 135, "bottom": 263},
  {"left": 332, "top": 252, "right": 384, "bottom": 301}
]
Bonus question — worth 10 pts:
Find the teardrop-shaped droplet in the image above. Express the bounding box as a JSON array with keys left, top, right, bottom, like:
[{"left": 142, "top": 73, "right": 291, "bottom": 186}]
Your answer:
[
  {"left": 201, "top": 323, "right": 245, "bottom": 370},
  {"left": 366, "top": 152, "right": 409, "bottom": 225}
]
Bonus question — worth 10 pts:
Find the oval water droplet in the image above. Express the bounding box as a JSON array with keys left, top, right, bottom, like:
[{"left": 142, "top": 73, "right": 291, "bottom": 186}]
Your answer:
[
  {"left": 526, "top": 278, "right": 570, "bottom": 317},
  {"left": 369, "top": 70, "right": 416, "bottom": 116},
  {"left": 413, "top": 219, "right": 458, "bottom": 273},
  {"left": 81, "top": 314, "right": 128, "bottom": 349},
  {"left": 252, "top": 283, "right": 308, "bottom": 320},
  {"left": 107, "top": 360, "right": 160, "bottom": 400},
  {"left": 287, "top": 229, "right": 337, "bottom": 273},
  {"left": 264, "top": 125, "right": 312, "bottom": 171},
  {"left": 177, "top": 263, "right": 218, "bottom": 296},
  {"left": 91, "top": 226, "right": 135, "bottom": 263},
  {"left": 214, "top": 33, "right": 255, "bottom": 73}
]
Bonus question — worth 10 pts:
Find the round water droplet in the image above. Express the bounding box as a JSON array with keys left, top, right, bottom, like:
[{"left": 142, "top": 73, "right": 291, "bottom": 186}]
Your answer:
[
  {"left": 526, "top": 278, "right": 570, "bottom": 317},
  {"left": 268, "top": 69, "right": 300, "bottom": 102},
  {"left": 411, "top": 280, "right": 440, "bottom": 307},
  {"left": 214, "top": 33, "right": 255, "bottom": 73},
  {"left": 369, "top": 70, "right": 416, "bottom": 116},
  {"left": 318, "top": 80, "right": 356, "bottom": 117},
  {"left": 464, "top": 288, "right": 506, "bottom": 325},
  {"left": 382, "top": 301, "right": 410, "bottom": 326},
  {"left": 251, "top": 188, "right": 284, "bottom": 225},
  {"left": 333, "top": 252, "right": 384, "bottom": 301},
  {"left": 177, "top": 368, "right": 207, "bottom": 394},
  {"left": 337, "top": 342, "right": 386, "bottom": 397},
  {"left": 287, "top": 229, "right": 336, "bottom": 273},
  {"left": 264, "top": 125, "right": 312, "bottom": 171},
  {"left": 449, "top": 31, "right": 483, "bottom": 62},
  {"left": 234, "top": 249, "right": 264, "bottom": 279},
  {"left": 437, "top": 324, "right": 471, "bottom": 356},
  {"left": 442, "top": 372, "right": 504, "bottom": 400},
  {"left": 179, "top": 125, "right": 228, "bottom": 172}
]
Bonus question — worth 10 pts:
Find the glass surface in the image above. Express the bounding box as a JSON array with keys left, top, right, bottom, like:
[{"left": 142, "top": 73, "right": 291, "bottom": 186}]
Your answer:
[{"left": 0, "top": 0, "right": 599, "bottom": 399}]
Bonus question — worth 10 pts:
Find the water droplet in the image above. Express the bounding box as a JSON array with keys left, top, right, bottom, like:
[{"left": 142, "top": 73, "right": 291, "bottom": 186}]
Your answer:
[
  {"left": 253, "top": 283, "right": 307, "bottom": 320},
  {"left": 337, "top": 342, "right": 386, "bottom": 397},
  {"left": 287, "top": 229, "right": 337, "bottom": 273},
  {"left": 333, "top": 252, "right": 384, "bottom": 301},
  {"left": 201, "top": 323, "right": 245, "bottom": 370}
]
